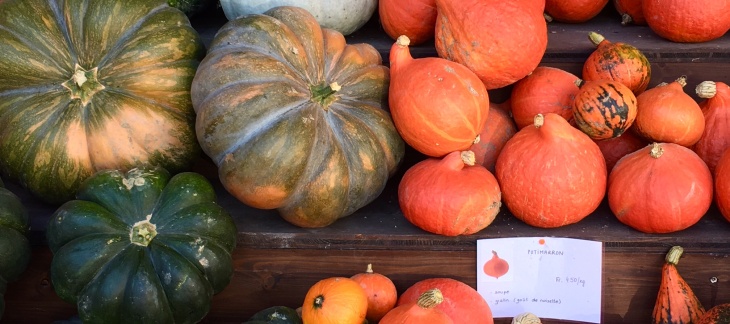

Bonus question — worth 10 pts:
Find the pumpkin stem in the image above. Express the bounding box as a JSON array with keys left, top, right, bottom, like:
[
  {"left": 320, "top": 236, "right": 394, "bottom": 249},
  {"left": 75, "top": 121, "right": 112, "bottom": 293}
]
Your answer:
[
  {"left": 62, "top": 64, "right": 105, "bottom": 106},
  {"left": 696, "top": 81, "right": 717, "bottom": 99},
  {"left": 533, "top": 114, "right": 545, "bottom": 128},
  {"left": 130, "top": 214, "right": 158, "bottom": 247},
  {"left": 588, "top": 32, "right": 606, "bottom": 47},
  {"left": 620, "top": 13, "right": 633, "bottom": 26},
  {"left": 675, "top": 76, "right": 688, "bottom": 88},
  {"left": 416, "top": 289, "right": 444, "bottom": 309},
  {"left": 665, "top": 246, "right": 684, "bottom": 265},
  {"left": 310, "top": 82, "right": 341, "bottom": 109},
  {"left": 512, "top": 312, "right": 542, "bottom": 324},
  {"left": 396, "top": 35, "right": 411, "bottom": 47},
  {"left": 366, "top": 263, "right": 374, "bottom": 273},
  {"left": 543, "top": 13, "right": 553, "bottom": 23},
  {"left": 575, "top": 79, "right": 585, "bottom": 88},
  {"left": 313, "top": 295, "right": 325, "bottom": 309},
  {"left": 460, "top": 151, "right": 476, "bottom": 166},
  {"left": 649, "top": 143, "right": 664, "bottom": 159}
]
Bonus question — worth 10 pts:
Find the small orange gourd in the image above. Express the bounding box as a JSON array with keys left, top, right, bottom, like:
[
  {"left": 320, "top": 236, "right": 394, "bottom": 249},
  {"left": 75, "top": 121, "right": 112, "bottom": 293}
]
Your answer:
[
  {"left": 380, "top": 289, "right": 453, "bottom": 324},
  {"left": 572, "top": 79, "right": 638, "bottom": 140},
  {"left": 652, "top": 246, "right": 705, "bottom": 324},
  {"left": 697, "top": 303, "right": 730, "bottom": 323},
  {"left": 301, "top": 277, "right": 368, "bottom": 324},
  {"left": 582, "top": 32, "right": 651, "bottom": 95},
  {"left": 483, "top": 250, "right": 510, "bottom": 279},
  {"left": 350, "top": 264, "right": 398, "bottom": 323}
]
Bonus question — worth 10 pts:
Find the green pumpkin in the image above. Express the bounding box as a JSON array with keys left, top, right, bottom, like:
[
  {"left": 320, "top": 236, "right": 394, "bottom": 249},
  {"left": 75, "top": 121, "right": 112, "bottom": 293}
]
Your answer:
[
  {"left": 0, "top": 0, "right": 205, "bottom": 204},
  {"left": 0, "top": 177, "right": 31, "bottom": 320},
  {"left": 46, "top": 166, "right": 237, "bottom": 323},
  {"left": 167, "top": 0, "right": 216, "bottom": 17},
  {"left": 247, "top": 306, "right": 302, "bottom": 324}
]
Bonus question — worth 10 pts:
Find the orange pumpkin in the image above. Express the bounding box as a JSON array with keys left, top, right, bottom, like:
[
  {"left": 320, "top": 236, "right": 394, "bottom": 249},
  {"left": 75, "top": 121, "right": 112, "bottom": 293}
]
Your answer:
[
  {"left": 643, "top": 0, "right": 730, "bottom": 43},
  {"left": 633, "top": 77, "right": 705, "bottom": 147},
  {"left": 379, "top": 0, "right": 437, "bottom": 45},
  {"left": 544, "top": 0, "right": 609, "bottom": 23},
  {"left": 582, "top": 32, "right": 651, "bottom": 95},
  {"left": 389, "top": 35, "right": 489, "bottom": 157},
  {"left": 714, "top": 149, "right": 730, "bottom": 223},
  {"left": 495, "top": 114, "right": 607, "bottom": 228},
  {"left": 469, "top": 103, "right": 518, "bottom": 173},
  {"left": 573, "top": 79, "right": 638, "bottom": 140},
  {"left": 380, "top": 289, "right": 453, "bottom": 324},
  {"left": 614, "top": 0, "right": 646, "bottom": 25},
  {"left": 302, "top": 277, "right": 368, "bottom": 324},
  {"left": 397, "top": 278, "right": 494, "bottom": 324},
  {"left": 652, "top": 246, "right": 706, "bottom": 324},
  {"left": 692, "top": 81, "right": 730, "bottom": 174},
  {"left": 595, "top": 130, "right": 648, "bottom": 171},
  {"left": 350, "top": 264, "right": 398, "bottom": 323},
  {"left": 608, "top": 143, "right": 713, "bottom": 233},
  {"left": 510, "top": 66, "right": 581, "bottom": 129}
]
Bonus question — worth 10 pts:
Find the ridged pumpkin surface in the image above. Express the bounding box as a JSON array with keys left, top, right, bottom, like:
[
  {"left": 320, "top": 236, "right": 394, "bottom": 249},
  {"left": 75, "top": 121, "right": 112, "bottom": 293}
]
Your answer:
[
  {"left": 572, "top": 79, "right": 638, "bottom": 140},
  {"left": 582, "top": 32, "right": 651, "bottom": 95},
  {"left": 0, "top": 177, "right": 30, "bottom": 320},
  {"left": 0, "top": 0, "right": 205, "bottom": 204},
  {"left": 192, "top": 7, "right": 404, "bottom": 228},
  {"left": 652, "top": 246, "right": 706, "bottom": 324}
]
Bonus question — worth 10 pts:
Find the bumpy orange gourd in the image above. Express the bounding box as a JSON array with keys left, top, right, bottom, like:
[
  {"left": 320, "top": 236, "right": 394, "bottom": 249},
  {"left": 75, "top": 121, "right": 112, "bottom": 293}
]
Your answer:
[
  {"left": 434, "top": 0, "right": 547, "bottom": 89},
  {"left": 652, "top": 246, "right": 706, "bottom": 324},
  {"left": 595, "top": 131, "right": 648, "bottom": 171},
  {"left": 350, "top": 264, "right": 398, "bottom": 323},
  {"left": 544, "top": 0, "right": 609, "bottom": 23},
  {"left": 634, "top": 77, "right": 705, "bottom": 147},
  {"left": 643, "top": 0, "right": 730, "bottom": 43},
  {"left": 379, "top": 0, "right": 437, "bottom": 45},
  {"left": 510, "top": 66, "right": 581, "bottom": 129},
  {"left": 469, "top": 103, "right": 518, "bottom": 173},
  {"left": 302, "top": 277, "right": 368, "bottom": 324},
  {"left": 573, "top": 79, "right": 638, "bottom": 140},
  {"left": 398, "top": 151, "right": 502, "bottom": 236},
  {"left": 483, "top": 251, "right": 510, "bottom": 279},
  {"left": 398, "top": 278, "right": 494, "bottom": 324},
  {"left": 715, "top": 149, "right": 730, "bottom": 223},
  {"left": 389, "top": 35, "right": 489, "bottom": 157},
  {"left": 380, "top": 289, "right": 453, "bottom": 324},
  {"left": 608, "top": 143, "right": 713, "bottom": 233},
  {"left": 698, "top": 303, "right": 730, "bottom": 323},
  {"left": 582, "top": 32, "right": 652, "bottom": 95},
  {"left": 614, "top": 0, "right": 645, "bottom": 25},
  {"left": 692, "top": 81, "right": 730, "bottom": 174},
  {"left": 495, "top": 114, "right": 607, "bottom": 228}
]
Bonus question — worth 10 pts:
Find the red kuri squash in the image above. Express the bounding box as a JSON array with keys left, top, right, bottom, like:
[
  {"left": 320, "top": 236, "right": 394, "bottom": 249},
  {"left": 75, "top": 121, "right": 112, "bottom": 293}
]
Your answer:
[
  {"left": 614, "top": 0, "right": 646, "bottom": 25},
  {"left": 379, "top": 0, "right": 437, "bottom": 45},
  {"left": 582, "top": 32, "right": 651, "bottom": 95},
  {"left": 715, "top": 149, "right": 730, "bottom": 223},
  {"left": 350, "top": 264, "right": 398, "bottom": 323},
  {"left": 692, "top": 81, "right": 730, "bottom": 174},
  {"left": 642, "top": 0, "right": 730, "bottom": 43},
  {"left": 389, "top": 35, "right": 489, "bottom": 157},
  {"left": 572, "top": 79, "right": 638, "bottom": 140},
  {"left": 652, "top": 246, "right": 705, "bottom": 324},
  {"left": 380, "top": 289, "right": 453, "bottom": 324},
  {"left": 510, "top": 66, "right": 581, "bottom": 129},
  {"left": 595, "top": 131, "right": 648, "bottom": 171},
  {"left": 469, "top": 103, "right": 518, "bottom": 173},
  {"left": 398, "top": 278, "right": 494, "bottom": 324},
  {"left": 544, "top": 0, "right": 609, "bottom": 23}
]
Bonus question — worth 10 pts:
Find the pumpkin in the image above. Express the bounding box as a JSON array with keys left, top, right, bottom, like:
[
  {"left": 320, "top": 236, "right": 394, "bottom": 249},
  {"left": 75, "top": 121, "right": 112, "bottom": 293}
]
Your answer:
[
  {"left": 608, "top": 143, "right": 713, "bottom": 233},
  {"left": 350, "top": 263, "right": 398, "bottom": 323},
  {"left": 698, "top": 304, "right": 730, "bottom": 324},
  {"left": 595, "top": 130, "right": 648, "bottom": 171},
  {"left": 46, "top": 166, "right": 237, "bottom": 323},
  {"left": 0, "top": 177, "right": 31, "bottom": 320},
  {"left": 510, "top": 66, "right": 581, "bottom": 129},
  {"left": 397, "top": 278, "right": 494, "bottom": 324},
  {"left": 191, "top": 6, "right": 405, "bottom": 228},
  {"left": 218, "top": 0, "right": 378, "bottom": 35},
  {"left": 434, "top": 0, "right": 547, "bottom": 89},
  {"left": 469, "top": 103, "right": 518, "bottom": 173},
  {"left": 544, "top": 0, "right": 609, "bottom": 23},
  {"left": 692, "top": 81, "right": 730, "bottom": 174},
  {"left": 715, "top": 149, "right": 730, "bottom": 223},
  {"left": 167, "top": 0, "right": 216, "bottom": 16},
  {"left": 380, "top": 289, "right": 453, "bottom": 324},
  {"left": 582, "top": 32, "right": 652, "bottom": 95},
  {"left": 301, "top": 277, "right": 368, "bottom": 324},
  {"left": 398, "top": 151, "right": 502, "bottom": 236},
  {"left": 572, "top": 79, "right": 638, "bottom": 140},
  {"left": 633, "top": 77, "right": 706, "bottom": 147},
  {"left": 246, "top": 306, "right": 302, "bottom": 324},
  {"left": 389, "top": 35, "right": 489, "bottom": 157},
  {"left": 379, "top": 0, "right": 437, "bottom": 45},
  {"left": 0, "top": 0, "right": 205, "bottom": 204},
  {"left": 613, "top": 0, "right": 645, "bottom": 25},
  {"left": 495, "top": 114, "right": 607, "bottom": 228},
  {"left": 652, "top": 246, "right": 706, "bottom": 324},
  {"left": 642, "top": 0, "right": 730, "bottom": 43}
]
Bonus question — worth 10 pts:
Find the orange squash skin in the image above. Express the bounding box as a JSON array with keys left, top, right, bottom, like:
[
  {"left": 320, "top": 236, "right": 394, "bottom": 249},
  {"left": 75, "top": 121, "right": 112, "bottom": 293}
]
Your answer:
[
  {"left": 573, "top": 79, "right": 638, "bottom": 140},
  {"left": 302, "top": 277, "right": 368, "bottom": 324},
  {"left": 469, "top": 103, "right": 518, "bottom": 173},
  {"left": 380, "top": 289, "right": 453, "bottom": 324},
  {"left": 350, "top": 264, "right": 398, "bottom": 323},
  {"left": 614, "top": 0, "right": 646, "bottom": 25},
  {"left": 698, "top": 303, "right": 730, "bottom": 324},
  {"left": 692, "top": 81, "right": 730, "bottom": 174},
  {"left": 495, "top": 113, "right": 607, "bottom": 228},
  {"left": 643, "top": 0, "right": 730, "bottom": 43},
  {"left": 397, "top": 278, "right": 494, "bottom": 324},
  {"left": 582, "top": 32, "right": 652, "bottom": 95},
  {"left": 715, "top": 150, "right": 730, "bottom": 223},
  {"left": 379, "top": 0, "right": 437, "bottom": 45},
  {"left": 545, "top": 0, "right": 609, "bottom": 23},
  {"left": 652, "top": 246, "right": 706, "bottom": 324},
  {"left": 510, "top": 66, "right": 581, "bottom": 129},
  {"left": 608, "top": 143, "right": 713, "bottom": 233},
  {"left": 595, "top": 130, "right": 648, "bottom": 171}
]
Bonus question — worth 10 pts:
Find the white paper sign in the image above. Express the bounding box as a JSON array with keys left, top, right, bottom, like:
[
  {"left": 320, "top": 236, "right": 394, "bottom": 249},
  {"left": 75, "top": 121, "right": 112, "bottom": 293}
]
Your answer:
[{"left": 476, "top": 237, "right": 602, "bottom": 323}]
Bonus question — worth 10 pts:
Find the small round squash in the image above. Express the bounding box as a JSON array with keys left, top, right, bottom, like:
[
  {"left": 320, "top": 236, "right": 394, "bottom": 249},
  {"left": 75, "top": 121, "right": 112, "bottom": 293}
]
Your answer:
[
  {"left": 572, "top": 79, "right": 638, "bottom": 140},
  {"left": 350, "top": 264, "right": 398, "bottom": 323},
  {"left": 398, "top": 277, "right": 494, "bottom": 324},
  {"left": 582, "top": 32, "right": 651, "bottom": 95},
  {"left": 0, "top": 177, "right": 31, "bottom": 320},
  {"left": 302, "top": 277, "right": 368, "bottom": 324}
]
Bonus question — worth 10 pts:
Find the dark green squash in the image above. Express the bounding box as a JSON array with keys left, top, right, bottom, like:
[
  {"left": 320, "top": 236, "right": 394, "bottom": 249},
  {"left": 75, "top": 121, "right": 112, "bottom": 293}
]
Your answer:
[
  {"left": 167, "top": 0, "right": 216, "bottom": 17},
  {"left": 0, "top": 177, "right": 31, "bottom": 320},
  {"left": 46, "top": 166, "right": 237, "bottom": 323},
  {"left": 0, "top": 0, "right": 205, "bottom": 204},
  {"left": 246, "top": 306, "right": 302, "bottom": 324}
]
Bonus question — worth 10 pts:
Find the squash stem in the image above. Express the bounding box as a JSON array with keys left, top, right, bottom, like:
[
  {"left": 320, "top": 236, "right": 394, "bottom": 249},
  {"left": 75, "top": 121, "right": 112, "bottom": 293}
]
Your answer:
[
  {"left": 696, "top": 81, "right": 717, "bottom": 99},
  {"left": 311, "top": 82, "right": 341, "bottom": 109},
  {"left": 417, "top": 289, "right": 444, "bottom": 309},
  {"left": 665, "top": 246, "right": 684, "bottom": 265},
  {"left": 130, "top": 215, "right": 158, "bottom": 246}
]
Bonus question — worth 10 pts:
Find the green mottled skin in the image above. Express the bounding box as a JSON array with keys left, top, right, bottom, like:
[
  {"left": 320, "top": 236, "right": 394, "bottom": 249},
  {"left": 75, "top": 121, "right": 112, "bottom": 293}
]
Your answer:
[
  {"left": 574, "top": 81, "right": 637, "bottom": 140},
  {"left": 247, "top": 306, "right": 302, "bottom": 324},
  {"left": 167, "top": 0, "right": 215, "bottom": 17},
  {"left": 0, "top": 177, "right": 31, "bottom": 321},
  {"left": 46, "top": 166, "right": 237, "bottom": 324},
  {"left": 0, "top": 0, "right": 206, "bottom": 204}
]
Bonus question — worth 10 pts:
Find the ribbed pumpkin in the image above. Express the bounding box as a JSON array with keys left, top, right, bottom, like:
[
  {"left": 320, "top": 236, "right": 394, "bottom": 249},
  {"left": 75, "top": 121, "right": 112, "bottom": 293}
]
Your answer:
[
  {"left": 397, "top": 278, "right": 493, "bottom": 324},
  {"left": 350, "top": 264, "right": 398, "bottom": 323},
  {"left": 643, "top": 0, "right": 730, "bottom": 43},
  {"left": 398, "top": 151, "right": 502, "bottom": 236},
  {"left": 510, "top": 66, "right": 581, "bottom": 129},
  {"left": 434, "top": 0, "right": 547, "bottom": 89},
  {"left": 595, "top": 131, "right": 648, "bottom": 171},
  {"left": 692, "top": 81, "right": 730, "bottom": 174},
  {"left": 380, "top": 289, "right": 453, "bottom": 324},
  {"left": 0, "top": 177, "right": 31, "bottom": 320},
  {"left": 572, "top": 79, "right": 638, "bottom": 140},
  {"left": 582, "top": 32, "right": 652, "bottom": 95},
  {"left": 608, "top": 143, "right": 713, "bottom": 233},
  {"left": 389, "top": 35, "right": 489, "bottom": 157},
  {"left": 495, "top": 114, "right": 607, "bottom": 228},
  {"left": 544, "top": 0, "right": 609, "bottom": 23},
  {"left": 379, "top": 0, "right": 437, "bottom": 45},
  {"left": 633, "top": 77, "right": 706, "bottom": 147},
  {"left": 652, "top": 246, "right": 706, "bottom": 324},
  {"left": 302, "top": 277, "right": 368, "bottom": 324},
  {"left": 698, "top": 304, "right": 730, "bottom": 324},
  {"left": 192, "top": 7, "right": 405, "bottom": 228},
  {"left": 0, "top": 0, "right": 205, "bottom": 204},
  {"left": 46, "top": 166, "right": 238, "bottom": 323},
  {"left": 469, "top": 103, "right": 518, "bottom": 173},
  {"left": 614, "top": 0, "right": 646, "bottom": 25},
  {"left": 715, "top": 149, "right": 730, "bottom": 223}
]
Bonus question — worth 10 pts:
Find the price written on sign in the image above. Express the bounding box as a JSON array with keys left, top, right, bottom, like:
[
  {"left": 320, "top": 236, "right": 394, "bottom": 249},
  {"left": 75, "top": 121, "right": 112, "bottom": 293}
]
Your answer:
[{"left": 476, "top": 237, "right": 602, "bottom": 323}]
